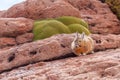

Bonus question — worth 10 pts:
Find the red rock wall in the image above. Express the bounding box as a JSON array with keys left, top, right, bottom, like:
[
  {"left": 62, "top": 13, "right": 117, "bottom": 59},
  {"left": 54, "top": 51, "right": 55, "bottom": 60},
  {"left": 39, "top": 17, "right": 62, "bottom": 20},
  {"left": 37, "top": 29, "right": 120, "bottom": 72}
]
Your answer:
[
  {"left": 1, "top": 0, "right": 81, "bottom": 19},
  {"left": 0, "top": 0, "right": 120, "bottom": 34},
  {"left": 64, "top": 0, "right": 120, "bottom": 34},
  {"left": 0, "top": 0, "right": 119, "bottom": 49},
  {"left": 0, "top": 18, "right": 34, "bottom": 49}
]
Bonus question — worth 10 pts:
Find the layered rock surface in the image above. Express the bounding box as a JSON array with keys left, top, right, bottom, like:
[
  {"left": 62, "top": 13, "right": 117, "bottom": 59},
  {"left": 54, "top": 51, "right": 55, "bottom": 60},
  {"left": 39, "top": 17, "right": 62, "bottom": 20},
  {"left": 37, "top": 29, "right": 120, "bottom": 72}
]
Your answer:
[
  {"left": 0, "top": 0, "right": 120, "bottom": 34},
  {"left": 0, "top": 0, "right": 120, "bottom": 49},
  {"left": 0, "top": 0, "right": 81, "bottom": 19},
  {"left": 0, "top": 48, "right": 120, "bottom": 80},
  {"left": 0, "top": 18, "right": 33, "bottom": 37},
  {"left": 0, "top": 34, "right": 120, "bottom": 73},
  {"left": 64, "top": 0, "right": 120, "bottom": 34},
  {"left": 0, "top": 18, "right": 34, "bottom": 49}
]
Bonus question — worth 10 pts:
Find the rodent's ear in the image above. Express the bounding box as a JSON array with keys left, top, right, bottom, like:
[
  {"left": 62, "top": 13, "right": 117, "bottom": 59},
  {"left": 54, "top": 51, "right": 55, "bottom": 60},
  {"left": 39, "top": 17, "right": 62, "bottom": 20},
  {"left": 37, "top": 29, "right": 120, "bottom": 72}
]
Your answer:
[
  {"left": 75, "top": 31, "right": 78, "bottom": 35},
  {"left": 81, "top": 32, "right": 85, "bottom": 39},
  {"left": 74, "top": 32, "right": 79, "bottom": 40}
]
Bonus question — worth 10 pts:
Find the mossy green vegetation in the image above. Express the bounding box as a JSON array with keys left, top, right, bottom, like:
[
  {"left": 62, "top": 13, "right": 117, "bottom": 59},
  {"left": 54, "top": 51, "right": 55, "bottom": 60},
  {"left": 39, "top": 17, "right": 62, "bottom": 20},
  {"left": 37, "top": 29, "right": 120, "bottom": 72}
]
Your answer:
[
  {"left": 33, "top": 16, "right": 90, "bottom": 40},
  {"left": 68, "top": 24, "right": 90, "bottom": 35},
  {"left": 33, "top": 20, "right": 71, "bottom": 40},
  {"left": 56, "top": 16, "right": 88, "bottom": 28},
  {"left": 105, "top": 0, "right": 120, "bottom": 19},
  {"left": 33, "top": 20, "right": 49, "bottom": 36}
]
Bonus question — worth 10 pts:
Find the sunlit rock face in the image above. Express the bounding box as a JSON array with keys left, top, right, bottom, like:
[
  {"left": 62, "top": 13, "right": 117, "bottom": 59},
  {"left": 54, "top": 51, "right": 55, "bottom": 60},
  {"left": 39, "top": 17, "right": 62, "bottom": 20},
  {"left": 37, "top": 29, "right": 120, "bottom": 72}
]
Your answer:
[
  {"left": 64, "top": 0, "right": 120, "bottom": 34},
  {"left": 0, "top": 0, "right": 81, "bottom": 19},
  {"left": 0, "top": 0, "right": 120, "bottom": 34}
]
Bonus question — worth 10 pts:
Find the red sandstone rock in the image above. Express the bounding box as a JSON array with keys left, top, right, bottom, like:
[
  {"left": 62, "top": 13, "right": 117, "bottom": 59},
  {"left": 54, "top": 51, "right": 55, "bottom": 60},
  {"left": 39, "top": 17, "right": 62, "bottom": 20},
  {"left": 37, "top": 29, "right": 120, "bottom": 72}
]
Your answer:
[
  {"left": 91, "top": 34, "right": 120, "bottom": 51},
  {"left": 0, "top": 48, "right": 120, "bottom": 80},
  {"left": 0, "top": 33, "right": 119, "bottom": 73},
  {"left": 0, "top": 10, "right": 6, "bottom": 17},
  {"left": 3, "top": 2, "right": 27, "bottom": 18},
  {"left": 16, "top": 33, "right": 34, "bottom": 44},
  {"left": 0, "top": 33, "right": 34, "bottom": 49},
  {"left": 1, "top": 0, "right": 120, "bottom": 34},
  {"left": 2, "top": 0, "right": 80, "bottom": 19},
  {"left": 0, "top": 37, "right": 16, "bottom": 49},
  {"left": 37, "top": 0, "right": 80, "bottom": 19},
  {"left": 64, "top": 0, "right": 120, "bottom": 34},
  {"left": 0, "top": 17, "right": 33, "bottom": 37}
]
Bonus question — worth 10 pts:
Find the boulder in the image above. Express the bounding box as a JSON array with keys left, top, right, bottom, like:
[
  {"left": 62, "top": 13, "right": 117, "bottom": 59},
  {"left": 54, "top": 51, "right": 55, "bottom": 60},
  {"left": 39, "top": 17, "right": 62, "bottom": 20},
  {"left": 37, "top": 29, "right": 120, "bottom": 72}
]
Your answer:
[
  {"left": 64, "top": 0, "right": 120, "bottom": 34},
  {"left": 0, "top": 10, "right": 6, "bottom": 17},
  {"left": 0, "top": 48, "right": 120, "bottom": 80},
  {"left": 2, "top": 2, "right": 27, "bottom": 18},
  {"left": 1, "top": 0, "right": 120, "bottom": 34},
  {"left": 0, "top": 17, "right": 33, "bottom": 37},
  {"left": 0, "top": 33, "right": 119, "bottom": 73},
  {"left": 1, "top": 0, "right": 80, "bottom": 19}
]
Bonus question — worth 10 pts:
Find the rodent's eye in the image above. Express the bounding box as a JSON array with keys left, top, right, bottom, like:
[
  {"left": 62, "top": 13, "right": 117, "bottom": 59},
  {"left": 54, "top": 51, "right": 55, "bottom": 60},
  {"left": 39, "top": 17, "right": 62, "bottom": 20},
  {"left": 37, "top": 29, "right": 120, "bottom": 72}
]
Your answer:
[{"left": 78, "top": 40, "right": 81, "bottom": 42}]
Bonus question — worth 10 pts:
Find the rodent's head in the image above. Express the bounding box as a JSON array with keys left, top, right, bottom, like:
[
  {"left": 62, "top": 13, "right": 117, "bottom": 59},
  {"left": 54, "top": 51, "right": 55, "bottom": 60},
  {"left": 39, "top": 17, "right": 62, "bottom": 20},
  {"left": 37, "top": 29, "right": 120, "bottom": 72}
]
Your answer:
[
  {"left": 74, "top": 32, "right": 85, "bottom": 42},
  {"left": 72, "top": 32, "right": 85, "bottom": 48}
]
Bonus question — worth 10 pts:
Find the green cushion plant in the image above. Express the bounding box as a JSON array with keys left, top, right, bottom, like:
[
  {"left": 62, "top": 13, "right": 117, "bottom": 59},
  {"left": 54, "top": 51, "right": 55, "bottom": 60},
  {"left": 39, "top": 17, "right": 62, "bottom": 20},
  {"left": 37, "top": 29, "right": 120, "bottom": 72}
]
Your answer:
[
  {"left": 68, "top": 24, "right": 90, "bottom": 35},
  {"left": 33, "top": 20, "right": 71, "bottom": 40},
  {"left": 56, "top": 16, "right": 89, "bottom": 29},
  {"left": 33, "top": 16, "right": 91, "bottom": 40}
]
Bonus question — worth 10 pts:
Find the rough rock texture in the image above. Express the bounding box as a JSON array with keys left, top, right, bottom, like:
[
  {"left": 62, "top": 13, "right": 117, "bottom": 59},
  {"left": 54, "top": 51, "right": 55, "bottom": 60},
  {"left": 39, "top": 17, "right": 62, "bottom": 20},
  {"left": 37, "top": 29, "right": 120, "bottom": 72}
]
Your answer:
[
  {"left": 91, "top": 34, "right": 120, "bottom": 51},
  {"left": 0, "top": 33, "right": 119, "bottom": 73},
  {"left": 64, "top": 0, "right": 120, "bottom": 34},
  {"left": 0, "top": 0, "right": 120, "bottom": 34},
  {"left": 0, "top": 18, "right": 33, "bottom": 37},
  {"left": 0, "top": 18, "right": 34, "bottom": 49},
  {"left": 0, "top": 48, "right": 120, "bottom": 80},
  {"left": 16, "top": 33, "right": 34, "bottom": 44},
  {"left": 0, "top": 33, "right": 34, "bottom": 49},
  {"left": 2, "top": 2, "right": 27, "bottom": 18},
  {"left": 26, "top": 0, "right": 81, "bottom": 19},
  {"left": 0, "top": 11, "right": 6, "bottom": 17},
  {"left": 1, "top": 0, "right": 81, "bottom": 19},
  {"left": 0, "top": 37, "right": 16, "bottom": 49}
]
